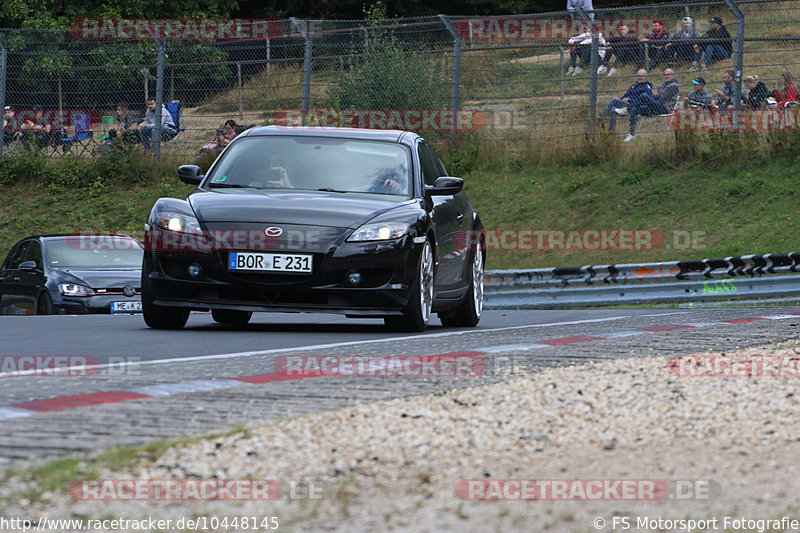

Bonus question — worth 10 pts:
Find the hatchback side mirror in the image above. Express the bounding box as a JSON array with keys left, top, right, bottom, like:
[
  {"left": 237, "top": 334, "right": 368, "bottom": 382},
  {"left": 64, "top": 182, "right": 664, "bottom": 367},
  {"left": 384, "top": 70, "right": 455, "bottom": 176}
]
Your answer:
[
  {"left": 178, "top": 165, "right": 204, "bottom": 185},
  {"left": 426, "top": 176, "right": 464, "bottom": 196},
  {"left": 19, "top": 261, "right": 38, "bottom": 272}
]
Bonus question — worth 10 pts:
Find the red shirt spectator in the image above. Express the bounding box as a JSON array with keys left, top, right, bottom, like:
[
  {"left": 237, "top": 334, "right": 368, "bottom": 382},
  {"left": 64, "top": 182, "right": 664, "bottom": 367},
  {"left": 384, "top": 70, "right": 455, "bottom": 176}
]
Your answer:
[{"left": 773, "top": 71, "right": 799, "bottom": 106}]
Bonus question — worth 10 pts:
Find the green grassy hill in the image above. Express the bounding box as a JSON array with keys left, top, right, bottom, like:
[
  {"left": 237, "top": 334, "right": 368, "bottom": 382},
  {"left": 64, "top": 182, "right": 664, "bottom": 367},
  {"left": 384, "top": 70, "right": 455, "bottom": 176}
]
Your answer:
[{"left": 0, "top": 142, "right": 798, "bottom": 270}]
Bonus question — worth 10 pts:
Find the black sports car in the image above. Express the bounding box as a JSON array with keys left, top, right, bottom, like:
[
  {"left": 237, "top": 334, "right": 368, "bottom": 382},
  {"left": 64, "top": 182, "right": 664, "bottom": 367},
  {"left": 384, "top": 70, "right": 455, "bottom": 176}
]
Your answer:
[
  {"left": 142, "top": 127, "right": 485, "bottom": 331},
  {"left": 0, "top": 234, "right": 143, "bottom": 315}
]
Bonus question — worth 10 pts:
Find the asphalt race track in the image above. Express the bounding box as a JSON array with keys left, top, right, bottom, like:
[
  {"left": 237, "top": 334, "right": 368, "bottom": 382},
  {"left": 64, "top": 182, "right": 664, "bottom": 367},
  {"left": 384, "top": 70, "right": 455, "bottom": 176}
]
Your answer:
[{"left": 1, "top": 307, "right": 799, "bottom": 460}]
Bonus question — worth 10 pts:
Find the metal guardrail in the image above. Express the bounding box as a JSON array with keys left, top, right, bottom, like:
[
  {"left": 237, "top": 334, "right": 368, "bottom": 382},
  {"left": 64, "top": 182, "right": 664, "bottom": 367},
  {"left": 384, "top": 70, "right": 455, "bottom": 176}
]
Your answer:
[{"left": 485, "top": 253, "right": 800, "bottom": 308}]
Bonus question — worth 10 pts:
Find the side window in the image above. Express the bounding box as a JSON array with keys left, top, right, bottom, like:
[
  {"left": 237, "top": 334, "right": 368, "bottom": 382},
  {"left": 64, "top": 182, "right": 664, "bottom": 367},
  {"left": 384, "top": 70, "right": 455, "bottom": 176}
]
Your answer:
[
  {"left": 25, "top": 241, "right": 43, "bottom": 269},
  {"left": 425, "top": 144, "right": 448, "bottom": 177},
  {"left": 417, "top": 143, "right": 440, "bottom": 186},
  {"left": 5, "top": 242, "right": 30, "bottom": 270}
]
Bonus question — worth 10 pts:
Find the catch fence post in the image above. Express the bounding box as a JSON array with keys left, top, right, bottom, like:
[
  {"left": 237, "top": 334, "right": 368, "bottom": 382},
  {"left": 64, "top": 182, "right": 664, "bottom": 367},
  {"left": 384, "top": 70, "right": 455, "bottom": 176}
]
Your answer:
[
  {"left": 291, "top": 18, "right": 313, "bottom": 112},
  {"left": 439, "top": 15, "right": 462, "bottom": 141}
]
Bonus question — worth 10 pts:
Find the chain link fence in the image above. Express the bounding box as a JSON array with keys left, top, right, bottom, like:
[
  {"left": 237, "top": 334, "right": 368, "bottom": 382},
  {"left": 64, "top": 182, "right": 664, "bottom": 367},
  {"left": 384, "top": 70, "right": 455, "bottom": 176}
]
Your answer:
[{"left": 1, "top": 0, "right": 799, "bottom": 161}]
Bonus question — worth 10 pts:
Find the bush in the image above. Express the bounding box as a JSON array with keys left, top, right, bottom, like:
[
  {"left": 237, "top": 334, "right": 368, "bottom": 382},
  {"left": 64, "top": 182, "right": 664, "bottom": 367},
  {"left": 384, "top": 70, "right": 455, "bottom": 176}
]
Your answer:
[{"left": 327, "top": 7, "right": 448, "bottom": 112}]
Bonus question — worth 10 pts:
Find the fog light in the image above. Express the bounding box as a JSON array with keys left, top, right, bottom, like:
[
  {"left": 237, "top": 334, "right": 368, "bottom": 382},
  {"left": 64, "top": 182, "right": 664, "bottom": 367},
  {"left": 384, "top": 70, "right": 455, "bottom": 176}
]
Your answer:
[
  {"left": 347, "top": 271, "right": 362, "bottom": 286},
  {"left": 188, "top": 264, "right": 202, "bottom": 277}
]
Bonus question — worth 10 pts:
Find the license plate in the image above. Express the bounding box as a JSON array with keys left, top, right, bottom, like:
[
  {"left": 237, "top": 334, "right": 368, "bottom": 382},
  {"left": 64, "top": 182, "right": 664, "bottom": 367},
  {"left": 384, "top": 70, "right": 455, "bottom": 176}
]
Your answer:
[
  {"left": 111, "top": 301, "right": 143, "bottom": 313},
  {"left": 228, "top": 252, "right": 313, "bottom": 273}
]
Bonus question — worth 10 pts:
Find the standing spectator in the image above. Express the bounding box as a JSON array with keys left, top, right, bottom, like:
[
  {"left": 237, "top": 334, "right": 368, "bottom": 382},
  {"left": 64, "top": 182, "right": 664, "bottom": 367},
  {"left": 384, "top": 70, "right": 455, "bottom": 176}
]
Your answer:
[
  {"left": 772, "top": 71, "right": 798, "bottom": 107},
  {"left": 666, "top": 17, "right": 700, "bottom": 65},
  {"left": 602, "top": 69, "right": 653, "bottom": 135},
  {"left": 683, "top": 77, "right": 713, "bottom": 109},
  {"left": 138, "top": 97, "right": 177, "bottom": 150},
  {"left": 566, "top": 0, "right": 594, "bottom": 20},
  {"left": 567, "top": 30, "right": 606, "bottom": 76},
  {"left": 624, "top": 68, "right": 680, "bottom": 142},
  {"left": 600, "top": 24, "right": 642, "bottom": 76},
  {"left": 713, "top": 70, "right": 743, "bottom": 109},
  {"left": 640, "top": 19, "right": 671, "bottom": 70},
  {"left": 109, "top": 102, "right": 140, "bottom": 145},
  {"left": 743, "top": 75, "right": 769, "bottom": 109},
  {"left": 693, "top": 17, "right": 732, "bottom": 71}
]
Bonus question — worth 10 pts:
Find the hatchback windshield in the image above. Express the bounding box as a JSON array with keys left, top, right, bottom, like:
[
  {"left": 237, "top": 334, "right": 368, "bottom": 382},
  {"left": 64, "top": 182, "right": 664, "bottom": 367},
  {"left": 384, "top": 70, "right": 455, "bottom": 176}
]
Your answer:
[
  {"left": 205, "top": 136, "right": 412, "bottom": 196},
  {"left": 46, "top": 237, "right": 143, "bottom": 269}
]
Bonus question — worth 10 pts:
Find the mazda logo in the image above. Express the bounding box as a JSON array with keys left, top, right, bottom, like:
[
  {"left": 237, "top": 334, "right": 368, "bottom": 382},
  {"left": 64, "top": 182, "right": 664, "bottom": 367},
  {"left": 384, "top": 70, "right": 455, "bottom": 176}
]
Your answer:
[
  {"left": 123, "top": 285, "right": 136, "bottom": 297},
  {"left": 265, "top": 227, "right": 283, "bottom": 237}
]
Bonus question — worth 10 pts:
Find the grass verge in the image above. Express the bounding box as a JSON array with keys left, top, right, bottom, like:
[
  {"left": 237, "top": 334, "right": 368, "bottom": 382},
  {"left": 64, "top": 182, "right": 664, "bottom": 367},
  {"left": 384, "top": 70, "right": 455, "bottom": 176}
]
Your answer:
[{"left": 1, "top": 135, "right": 798, "bottom": 270}]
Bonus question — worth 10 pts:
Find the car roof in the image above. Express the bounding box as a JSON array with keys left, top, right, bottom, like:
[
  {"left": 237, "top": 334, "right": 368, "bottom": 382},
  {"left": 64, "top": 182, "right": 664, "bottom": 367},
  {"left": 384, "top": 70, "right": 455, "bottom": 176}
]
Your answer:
[{"left": 242, "top": 126, "right": 417, "bottom": 144}]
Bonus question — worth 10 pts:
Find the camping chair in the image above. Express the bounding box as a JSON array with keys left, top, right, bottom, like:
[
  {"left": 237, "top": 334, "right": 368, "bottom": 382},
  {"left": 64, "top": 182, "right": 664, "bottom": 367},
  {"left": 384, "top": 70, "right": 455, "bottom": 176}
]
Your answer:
[
  {"left": 58, "top": 113, "right": 95, "bottom": 155},
  {"left": 166, "top": 100, "right": 185, "bottom": 152}
]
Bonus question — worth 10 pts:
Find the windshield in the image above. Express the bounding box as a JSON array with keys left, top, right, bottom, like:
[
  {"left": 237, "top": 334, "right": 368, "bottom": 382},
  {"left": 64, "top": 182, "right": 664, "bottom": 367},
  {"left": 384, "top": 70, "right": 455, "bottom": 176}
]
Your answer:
[
  {"left": 204, "top": 136, "right": 412, "bottom": 196},
  {"left": 45, "top": 237, "right": 143, "bottom": 270}
]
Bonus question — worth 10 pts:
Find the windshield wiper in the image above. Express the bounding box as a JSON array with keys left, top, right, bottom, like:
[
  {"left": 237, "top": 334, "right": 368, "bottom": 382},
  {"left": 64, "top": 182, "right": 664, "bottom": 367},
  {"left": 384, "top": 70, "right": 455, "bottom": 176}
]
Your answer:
[
  {"left": 207, "top": 183, "right": 249, "bottom": 188},
  {"left": 316, "top": 187, "right": 349, "bottom": 193}
]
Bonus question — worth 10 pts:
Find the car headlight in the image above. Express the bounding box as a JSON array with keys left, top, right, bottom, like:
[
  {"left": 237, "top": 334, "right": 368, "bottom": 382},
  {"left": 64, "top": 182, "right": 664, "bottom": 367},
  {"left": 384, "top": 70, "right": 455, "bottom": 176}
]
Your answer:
[
  {"left": 347, "top": 222, "right": 410, "bottom": 242},
  {"left": 59, "top": 283, "right": 95, "bottom": 297},
  {"left": 154, "top": 211, "right": 202, "bottom": 235}
]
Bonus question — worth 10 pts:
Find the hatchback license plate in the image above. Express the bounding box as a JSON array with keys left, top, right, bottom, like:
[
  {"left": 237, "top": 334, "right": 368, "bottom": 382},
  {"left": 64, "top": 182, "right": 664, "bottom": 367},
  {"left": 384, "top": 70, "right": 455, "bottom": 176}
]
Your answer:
[
  {"left": 229, "top": 252, "right": 312, "bottom": 273},
  {"left": 111, "top": 301, "right": 143, "bottom": 313}
]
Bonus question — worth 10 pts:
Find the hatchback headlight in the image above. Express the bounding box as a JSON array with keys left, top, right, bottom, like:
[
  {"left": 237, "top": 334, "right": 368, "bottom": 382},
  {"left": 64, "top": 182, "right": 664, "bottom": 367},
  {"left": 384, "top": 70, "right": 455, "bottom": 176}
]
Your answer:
[
  {"left": 154, "top": 211, "right": 202, "bottom": 235},
  {"left": 347, "top": 222, "right": 409, "bottom": 242},
  {"left": 59, "top": 283, "right": 95, "bottom": 297}
]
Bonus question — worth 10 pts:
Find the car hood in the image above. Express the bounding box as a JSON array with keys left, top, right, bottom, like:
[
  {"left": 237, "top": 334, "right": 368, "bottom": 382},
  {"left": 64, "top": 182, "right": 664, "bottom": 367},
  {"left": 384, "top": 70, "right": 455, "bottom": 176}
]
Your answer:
[
  {"left": 55, "top": 269, "right": 141, "bottom": 289},
  {"left": 189, "top": 189, "right": 411, "bottom": 228}
]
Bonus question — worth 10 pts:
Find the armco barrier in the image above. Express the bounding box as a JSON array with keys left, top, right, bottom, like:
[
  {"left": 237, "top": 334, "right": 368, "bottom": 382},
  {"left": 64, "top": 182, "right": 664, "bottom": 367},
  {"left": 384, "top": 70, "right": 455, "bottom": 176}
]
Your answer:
[{"left": 484, "top": 253, "right": 800, "bottom": 308}]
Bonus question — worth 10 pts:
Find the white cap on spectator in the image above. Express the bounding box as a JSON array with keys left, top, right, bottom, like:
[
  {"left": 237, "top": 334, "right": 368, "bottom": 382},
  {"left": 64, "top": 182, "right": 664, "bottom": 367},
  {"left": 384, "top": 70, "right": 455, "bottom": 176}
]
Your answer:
[{"left": 682, "top": 16, "right": 693, "bottom": 24}]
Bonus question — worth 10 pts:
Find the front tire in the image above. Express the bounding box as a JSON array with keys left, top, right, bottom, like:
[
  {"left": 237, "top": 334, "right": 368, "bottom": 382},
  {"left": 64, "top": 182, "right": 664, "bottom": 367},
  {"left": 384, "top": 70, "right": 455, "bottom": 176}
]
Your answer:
[
  {"left": 385, "top": 239, "right": 434, "bottom": 332},
  {"left": 36, "top": 292, "right": 54, "bottom": 315},
  {"left": 212, "top": 309, "right": 252, "bottom": 325},
  {"left": 439, "top": 239, "right": 484, "bottom": 327},
  {"left": 142, "top": 272, "right": 189, "bottom": 330}
]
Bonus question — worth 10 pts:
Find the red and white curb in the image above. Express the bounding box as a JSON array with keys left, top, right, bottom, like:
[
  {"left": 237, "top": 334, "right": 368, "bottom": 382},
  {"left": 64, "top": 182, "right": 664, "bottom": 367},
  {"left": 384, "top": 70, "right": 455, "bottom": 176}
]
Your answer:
[{"left": 1, "top": 313, "right": 798, "bottom": 421}]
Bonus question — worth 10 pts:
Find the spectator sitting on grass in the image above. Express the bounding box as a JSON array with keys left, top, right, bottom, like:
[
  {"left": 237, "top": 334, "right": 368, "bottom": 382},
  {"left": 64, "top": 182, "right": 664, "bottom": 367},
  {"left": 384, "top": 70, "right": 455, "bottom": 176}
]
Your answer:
[
  {"left": 713, "top": 69, "right": 743, "bottom": 110},
  {"left": 683, "top": 77, "right": 713, "bottom": 109},
  {"left": 691, "top": 17, "right": 732, "bottom": 71},
  {"left": 3, "top": 106, "right": 19, "bottom": 145},
  {"left": 665, "top": 17, "right": 700, "bottom": 64},
  {"left": 623, "top": 68, "right": 680, "bottom": 142},
  {"left": 599, "top": 24, "right": 641, "bottom": 76},
  {"left": 566, "top": 30, "right": 606, "bottom": 76},
  {"left": 743, "top": 75, "right": 769, "bottom": 109},
  {"left": 640, "top": 19, "right": 671, "bottom": 70},
  {"left": 772, "top": 71, "right": 798, "bottom": 107},
  {"left": 109, "top": 102, "right": 140, "bottom": 145},
  {"left": 201, "top": 120, "right": 238, "bottom": 153},
  {"left": 602, "top": 69, "right": 653, "bottom": 136}
]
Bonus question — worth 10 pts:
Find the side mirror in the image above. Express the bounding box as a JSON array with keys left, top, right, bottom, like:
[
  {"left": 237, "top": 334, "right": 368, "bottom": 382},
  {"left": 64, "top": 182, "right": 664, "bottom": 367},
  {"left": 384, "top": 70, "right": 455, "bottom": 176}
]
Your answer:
[
  {"left": 426, "top": 176, "right": 463, "bottom": 196},
  {"left": 178, "top": 165, "right": 204, "bottom": 185},
  {"left": 19, "top": 260, "right": 38, "bottom": 272}
]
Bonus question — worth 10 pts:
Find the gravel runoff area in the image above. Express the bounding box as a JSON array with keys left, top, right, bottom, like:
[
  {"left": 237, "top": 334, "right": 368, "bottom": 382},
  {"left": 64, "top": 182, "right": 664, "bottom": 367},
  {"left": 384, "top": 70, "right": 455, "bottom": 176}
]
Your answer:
[{"left": 3, "top": 340, "right": 800, "bottom": 533}]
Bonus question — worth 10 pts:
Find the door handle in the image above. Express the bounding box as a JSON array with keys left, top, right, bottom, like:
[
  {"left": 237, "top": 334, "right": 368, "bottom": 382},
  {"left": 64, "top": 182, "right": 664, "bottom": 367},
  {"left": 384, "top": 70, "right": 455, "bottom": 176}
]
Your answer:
[
  {"left": 12, "top": 277, "right": 21, "bottom": 282},
  {"left": 456, "top": 213, "right": 465, "bottom": 226}
]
